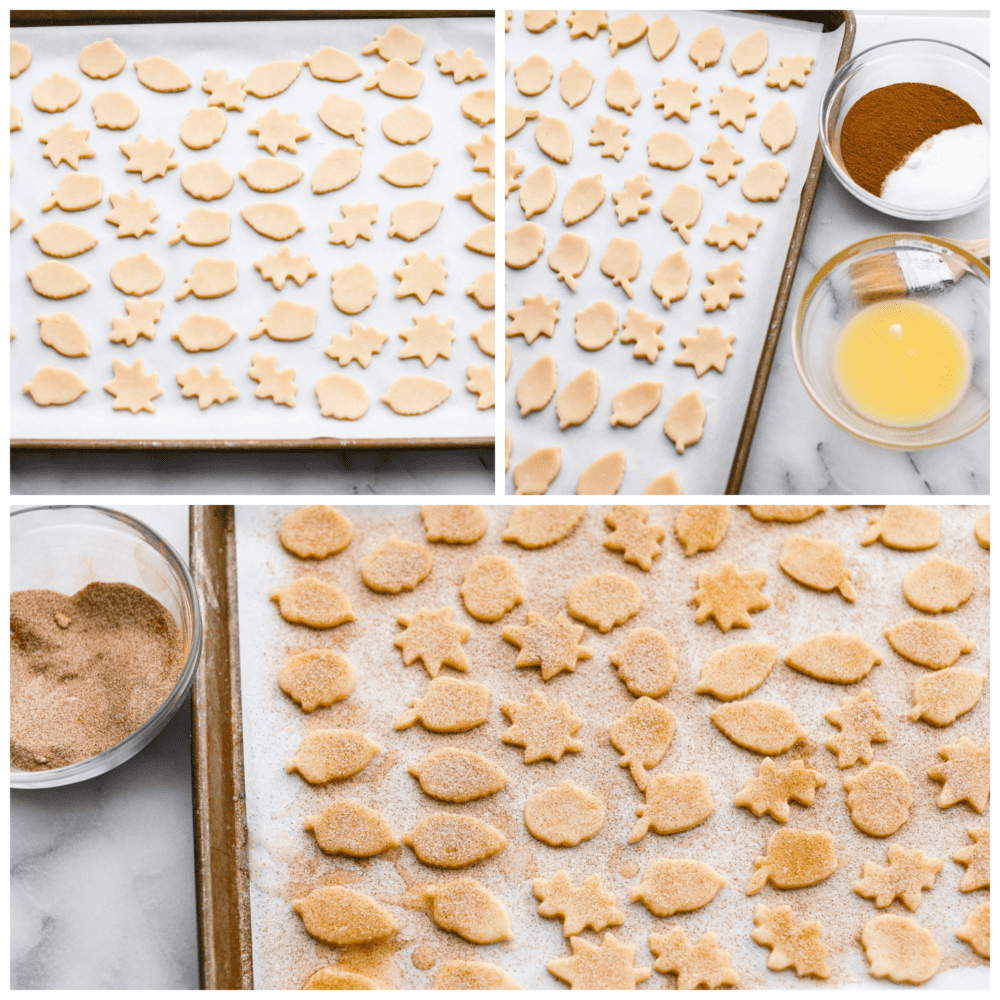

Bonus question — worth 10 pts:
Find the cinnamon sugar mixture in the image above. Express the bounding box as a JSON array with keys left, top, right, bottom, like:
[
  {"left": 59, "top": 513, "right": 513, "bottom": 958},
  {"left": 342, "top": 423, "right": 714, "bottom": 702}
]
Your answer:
[{"left": 10, "top": 583, "right": 183, "bottom": 770}]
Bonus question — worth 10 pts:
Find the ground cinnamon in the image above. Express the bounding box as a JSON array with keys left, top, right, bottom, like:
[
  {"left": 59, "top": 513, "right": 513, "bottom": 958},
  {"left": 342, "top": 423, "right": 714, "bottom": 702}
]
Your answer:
[
  {"left": 10, "top": 582, "right": 183, "bottom": 771},
  {"left": 839, "top": 82, "right": 981, "bottom": 196}
]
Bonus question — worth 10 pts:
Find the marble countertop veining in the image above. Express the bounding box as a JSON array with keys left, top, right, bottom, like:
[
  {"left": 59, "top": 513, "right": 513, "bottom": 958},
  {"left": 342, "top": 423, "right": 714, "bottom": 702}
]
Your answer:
[{"left": 740, "top": 12, "right": 989, "bottom": 495}]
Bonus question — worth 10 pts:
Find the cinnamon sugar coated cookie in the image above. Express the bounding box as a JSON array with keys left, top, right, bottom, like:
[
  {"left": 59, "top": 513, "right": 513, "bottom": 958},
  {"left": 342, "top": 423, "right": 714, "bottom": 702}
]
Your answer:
[
  {"left": 786, "top": 632, "right": 881, "bottom": 683},
  {"left": 270, "top": 576, "right": 354, "bottom": 628},
  {"left": 394, "top": 607, "right": 470, "bottom": 677},
  {"left": 631, "top": 859, "right": 726, "bottom": 917},
  {"left": 696, "top": 642, "right": 778, "bottom": 701},
  {"left": 503, "top": 611, "right": 592, "bottom": 681},
  {"left": 752, "top": 904, "right": 830, "bottom": 979},
  {"left": 909, "top": 668, "right": 984, "bottom": 726},
  {"left": 674, "top": 505, "right": 730, "bottom": 555},
  {"left": 843, "top": 762, "right": 912, "bottom": 836},
  {"left": 417, "top": 878, "right": 512, "bottom": 944},
  {"left": 779, "top": 535, "right": 856, "bottom": 600},
  {"left": 861, "top": 505, "right": 940, "bottom": 548},
  {"left": 361, "top": 537, "right": 432, "bottom": 594},
  {"left": 953, "top": 827, "right": 989, "bottom": 890},
  {"left": 408, "top": 748, "right": 507, "bottom": 802},
  {"left": 279, "top": 649, "right": 355, "bottom": 712},
  {"left": 502, "top": 506, "right": 584, "bottom": 548},
  {"left": 304, "top": 800, "right": 398, "bottom": 857},
  {"left": 549, "top": 933, "right": 651, "bottom": 990},
  {"left": 903, "top": 556, "right": 974, "bottom": 613},
  {"left": 610, "top": 627, "right": 678, "bottom": 698},
  {"left": 825, "top": 688, "right": 890, "bottom": 767},
  {"left": 502, "top": 689, "right": 583, "bottom": 764},
  {"left": 884, "top": 618, "right": 974, "bottom": 668},
  {"left": 629, "top": 771, "right": 714, "bottom": 842},
  {"left": 420, "top": 505, "right": 486, "bottom": 544},
  {"left": 434, "top": 961, "right": 520, "bottom": 990},
  {"left": 286, "top": 728, "right": 380, "bottom": 784},
  {"left": 535, "top": 871, "right": 624, "bottom": 936},
  {"left": 711, "top": 700, "right": 808, "bottom": 755},
  {"left": 279, "top": 505, "right": 352, "bottom": 558},
  {"left": 568, "top": 573, "right": 642, "bottom": 632},
  {"left": 293, "top": 885, "right": 396, "bottom": 946},
  {"left": 402, "top": 814, "right": 507, "bottom": 868},
  {"left": 956, "top": 903, "right": 989, "bottom": 959},
  {"left": 854, "top": 844, "right": 943, "bottom": 910},
  {"left": 928, "top": 737, "right": 989, "bottom": 812},
  {"left": 610, "top": 697, "right": 676, "bottom": 789},
  {"left": 692, "top": 561, "right": 770, "bottom": 631},
  {"left": 735, "top": 758, "right": 826, "bottom": 822},
  {"left": 747, "top": 827, "right": 837, "bottom": 894},
  {"left": 603, "top": 506, "right": 665, "bottom": 571},
  {"left": 861, "top": 914, "right": 940, "bottom": 984},
  {"left": 525, "top": 780, "right": 606, "bottom": 846},
  {"left": 394, "top": 676, "right": 490, "bottom": 733},
  {"left": 461, "top": 555, "right": 524, "bottom": 622}
]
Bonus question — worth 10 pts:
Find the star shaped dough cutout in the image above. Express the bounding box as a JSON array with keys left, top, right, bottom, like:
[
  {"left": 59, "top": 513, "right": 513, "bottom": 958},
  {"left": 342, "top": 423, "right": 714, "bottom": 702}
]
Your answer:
[
  {"left": 105, "top": 188, "right": 159, "bottom": 237},
  {"left": 465, "top": 131, "right": 495, "bottom": 177},
  {"left": 767, "top": 54, "right": 814, "bottom": 91},
  {"left": 589, "top": 113, "right": 630, "bottom": 160},
  {"left": 603, "top": 505, "right": 666, "bottom": 571},
  {"left": 393, "top": 251, "right": 448, "bottom": 304},
  {"left": 248, "top": 352, "right": 298, "bottom": 406},
  {"left": 649, "top": 928, "right": 740, "bottom": 990},
  {"left": 434, "top": 48, "right": 487, "bottom": 83},
  {"left": 394, "top": 607, "right": 471, "bottom": 677},
  {"left": 176, "top": 364, "right": 239, "bottom": 408},
  {"left": 701, "top": 134, "right": 744, "bottom": 185},
  {"left": 953, "top": 827, "right": 989, "bottom": 891},
  {"left": 325, "top": 321, "right": 389, "bottom": 368},
  {"left": 248, "top": 107, "right": 312, "bottom": 155},
  {"left": 465, "top": 363, "right": 494, "bottom": 409},
  {"left": 674, "top": 324, "right": 736, "bottom": 376},
  {"left": 110, "top": 297, "right": 163, "bottom": 346},
  {"left": 752, "top": 904, "right": 830, "bottom": 979},
  {"left": 506, "top": 293, "right": 560, "bottom": 345},
  {"left": 398, "top": 312, "right": 455, "bottom": 367},
  {"left": 854, "top": 845, "right": 943, "bottom": 911},
  {"left": 254, "top": 246, "right": 318, "bottom": 290},
  {"left": 928, "top": 737, "right": 989, "bottom": 812},
  {"left": 653, "top": 77, "right": 702, "bottom": 120},
  {"left": 735, "top": 758, "right": 826, "bottom": 822},
  {"left": 502, "top": 611, "right": 593, "bottom": 681},
  {"left": 693, "top": 561, "right": 771, "bottom": 631},
  {"left": 504, "top": 148, "right": 525, "bottom": 197},
  {"left": 825, "top": 688, "right": 890, "bottom": 768},
  {"left": 709, "top": 83, "right": 757, "bottom": 131},
  {"left": 328, "top": 202, "right": 378, "bottom": 247},
  {"left": 39, "top": 120, "right": 96, "bottom": 169},
  {"left": 619, "top": 307, "right": 665, "bottom": 362},
  {"left": 611, "top": 174, "right": 653, "bottom": 224},
  {"left": 566, "top": 10, "right": 608, "bottom": 38},
  {"left": 119, "top": 134, "right": 178, "bottom": 181},
  {"left": 501, "top": 688, "right": 583, "bottom": 764},
  {"left": 202, "top": 68, "right": 246, "bottom": 110},
  {"left": 548, "top": 933, "right": 651, "bottom": 990},
  {"left": 535, "top": 872, "right": 624, "bottom": 936},
  {"left": 103, "top": 357, "right": 162, "bottom": 412}
]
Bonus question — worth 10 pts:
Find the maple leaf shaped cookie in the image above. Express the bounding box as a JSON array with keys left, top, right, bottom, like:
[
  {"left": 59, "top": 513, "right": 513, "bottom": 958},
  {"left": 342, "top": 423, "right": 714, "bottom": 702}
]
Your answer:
[
  {"left": 39, "top": 120, "right": 96, "bottom": 169},
  {"left": 501, "top": 689, "right": 582, "bottom": 764},
  {"left": 619, "top": 307, "right": 665, "bottom": 362},
  {"left": 254, "top": 246, "right": 318, "bottom": 290},
  {"left": 202, "top": 68, "right": 246, "bottom": 110},
  {"left": 248, "top": 352, "right": 297, "bottom": 407},
  {"left": 611, "top": 174, "right": 654, "bottom": 224},
  {"left": 953, "top": 827, "right": 989, "bottom": 891},
  {"left": 589, "top": 113, "right": 630, "bottom": 160},
  {"left": 394, "top": 607, "right": 470, "bottom": 677},
  {"left": 701, "top": 259, "right": 745, "bottom": 311},
  {"left": 502, "top": 611, "right": 593, "bottom": 681},
  {"left": 752, "top": 903, "right": 830, "bottom": 978},
  {"left": 603, "top": 505, "right": 666, "bottom": 571},
  {"left": 674, "top": 324, "right": 736, "bottom": 376},
  {"left": 434, "top": 47, "right": 487, "bottom": 83},
  {"left": 928, "top": 737, "right": 989, "bottom": 812},
  {"left": 248, "top": 107, "right": 311, "bottom": 155},
  {"left": 103, "top": 356, "right": 161, "bottom": 412},
  {"left": 855, "top": 845, "right": 943, "bottom": 910},
  {"left": 398, "top": 313, "right": 454, "bottom": 366},
  {"left": 692, "top": 561, "right": 771, "bottom": 631},
  {"left": 105, "top": 188, "right": 159, "bottom": 237},
  {"left": 506, "top": 293, "right": 560, "bottom": 345},
  {"left": 825, "top": 688, "right": 890, "bottom": 768},
  {"left": 325, "top": 322, "right": 389, "bottom": 368},
  {"left": 119, "top": 134, "right": 179, "bottom": 181},
  {"left": 177, "top": 364, "right": 239, "bottom": 408},
  {"left": 393, "top": 251, "right": 447, "bottom": 304},
  {"left": 735, "top": 758, "right": 826, "bottom": 822},
  {"left": 766, "top": 54, "right": 814, "bottom": 91},
  {"left": 533, "top": 871, "right": 624, "bottom": 936},
  {"left": 653, "top": 77, "right": 702, "bottom": 120},
  {"left": 956, "top": 902, "right": 990, "bottom": 959},
  {"left": 649, "top": 928, "right": 739, "bottom": 990},
  {"left": 328, "top": 202, "right": 378, "bottom": 247},
  {"left": 109, "top": 296, "right": 162, "bottom": 346},
  {"left": 548, "top": 933, "right": 651, "bottom": 990}
]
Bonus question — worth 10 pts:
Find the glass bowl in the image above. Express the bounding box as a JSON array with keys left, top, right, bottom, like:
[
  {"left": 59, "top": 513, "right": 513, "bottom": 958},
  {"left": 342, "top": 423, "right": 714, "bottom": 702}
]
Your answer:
[
  {"left": 820, "top": 38, "right": 990, "bottom": 220},
  {"left": 793, "top": 234, "right": 989, "bottom": 449},
  {"left": 10, "top": 506, "right": 202, "bottom": 789}
]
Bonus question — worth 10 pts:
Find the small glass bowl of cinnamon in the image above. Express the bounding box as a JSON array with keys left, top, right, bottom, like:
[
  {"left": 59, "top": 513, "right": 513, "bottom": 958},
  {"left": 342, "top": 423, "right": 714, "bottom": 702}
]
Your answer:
[
  {"left": 820, "top": 38, "right": 990, "bottom": 221},
  {"left": 10, "top": 506, "right": 202, "bottom": 789}
]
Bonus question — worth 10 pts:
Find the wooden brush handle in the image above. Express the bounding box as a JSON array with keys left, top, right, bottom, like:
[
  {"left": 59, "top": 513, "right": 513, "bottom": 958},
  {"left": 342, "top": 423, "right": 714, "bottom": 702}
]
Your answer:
[{"left": 948, "top": 237, "right": 989, "bottom": 262}]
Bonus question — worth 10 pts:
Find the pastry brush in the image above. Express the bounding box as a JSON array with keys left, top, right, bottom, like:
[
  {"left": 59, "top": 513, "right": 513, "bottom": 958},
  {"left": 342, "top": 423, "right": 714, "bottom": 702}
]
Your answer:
[{"left": 849, "top": 238, "right": 989, "bottom": 303}]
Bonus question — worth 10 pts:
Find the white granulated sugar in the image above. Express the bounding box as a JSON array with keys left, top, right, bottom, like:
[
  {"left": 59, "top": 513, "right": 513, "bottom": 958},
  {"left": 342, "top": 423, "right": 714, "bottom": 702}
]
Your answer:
[{"left": 234, "top": 505, "right": 989, "bottom": 989}]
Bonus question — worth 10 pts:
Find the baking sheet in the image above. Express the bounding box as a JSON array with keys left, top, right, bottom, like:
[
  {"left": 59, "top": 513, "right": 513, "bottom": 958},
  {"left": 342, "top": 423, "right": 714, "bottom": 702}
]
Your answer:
[
  {"left": 504, "top": 11, "right": 844, "bottom": 494},
  {"left": 233, "top": 503, "right": 988, "bottom": 989},
  {"left": 10, "top": 16, "right": 496, "bottom": 444}
]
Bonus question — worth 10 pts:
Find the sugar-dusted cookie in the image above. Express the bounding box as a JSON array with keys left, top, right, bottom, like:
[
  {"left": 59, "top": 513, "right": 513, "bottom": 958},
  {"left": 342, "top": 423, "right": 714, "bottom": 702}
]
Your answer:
[
  {"left": 909, "top": 668, "right": 984, "bottom": 726},
  {"left": 903, "top": 556, "right": 974, "bottom": 613},
  {"left": 279, "top": 648, "right": 354, "bottom": 711},
  {"left": 702, "top": 258, "right": 745, "bottom": 311},
  {"left": 825, "top": 688, "right": 890, "bottom": 768},
  {"left": 103, "top": 357, "right": 161, "bottom": 412},
  {"left": 861, "top": 505, "right": 940, "bottom": 548},
  {"left": 420, "top": 506, "right": 486, "bottom": 545},
  {"left": 675, "top": 506, "right": 730, "bottom": 556},
  {"left": 631, "top": 859, "right": 726, "bottom": 918},
  {"left": 674, "top": 324, "right": 736, "bottom": 376},
  {"left": 844, "top": 762, "right": 912, "bottom": 836},
  {"left": 603, "top": 505, "right": 666, "bottom": 571},
  {"left": 974, "top": 511, "right": 989, "bottom": 549},
  {"left": 286, "top": 728, "right": 380, "bottom": 784},
  {"left": 417, "top": 878, "right": 511, "bottom": 944},
  {"left": 589, "top": 113, "right": 630, "bottom": 161},
  {"left": 395, "top": 676, "right": 490, "bottom": 733},
  {"left": 747, "top": 827, "right": 837, "bottom": 894},
  {"left": 177, "top": 364, "right": 239, "bottom": 408},
  {"left": 502, "top": 506, "right": 584, "bottom": 549},
  {"left": 249, "top": 353, "right": 298, "bottom": 407},
  {"left": 568, "top": 573, "right": 642, "bottom": 633},
  {"left": 956, "top": 902, "right": 989, "bottom": 959},
  {"left": 92, "top": 90, "right": 139, "bottom": 129},
  {"left": 293, "top": 885, "right": 396, "bottom": 947},
  {"left": 649, "top": 928, "right": 739, "bottom": 989},
  {"left": 506, "top": 293, "right": 560, "bottom": 345},
  {"left": 403, "top": 814, "right": 507, "bottom": 868},
  {"left": 549, "top": 933, "right": 651, "bottom": 990},
  {"left": 304, "top": 800, "right": 398, "bottom": 857},
  {"left": 461, "top": 555, "right": 524, "bottom": 622},
  {"left": 752, "top": 903, "right": 829, "bottom": 978},
  {"left": 608, "top": 12, "right": 648, "bottom": 55},
  {"left": 364, "top": 58, "right": 424, "bottom": 98},
  {"left": 502, "top": 612, "right": 592, "bottom": 681},
  {"left": 786, "top": 632, "right": 881, "bottom": 683},
  {"left": 434, "top": 961, "right": 520, "bottom": 991},
  {"left": 361, "top": 536, "right": 432, "bottom": 594},
  {"left": 884, "top": 618, "right": 974, "bottom": 669},
  {"left": 689, "top": 25, "right": 725, "bottom": 70},
  {"left": 250, "top": 300, "right": 317, "bottom": 343},
  {"left": 408, "top": 747, "right": 507, "bottom": 803},
  {"left": 735, "top": 758, "right": 826, "bottom": 822},
  {"left": 109, "top": 297, "right": 162, "bottom": 346},
  {"left": 610, "top": 697, "right": 675, "bottom": 790},
  {"left": 711, "top": 701, "right": 807, "bottom": 755},
  {"left": 766, "top": 54, "right": 814, "bottom": 91},
  {"left": 270, "top": 576, "right": 354, "bottom": 629},
  {"left": 526, "top": 780, "right": 605, "bottom": 847},
  {"left": 695, "top": 642, "right": 778, "bottom": 701},
  {"left": 693, "top": 561, "right": 771, "bottom": 631},
  {"left": 362, "top": 23, "right": 424, "bottom": 63},
  {"left": 39, "top": 120, "right": 97, "bottom": 169},
  {"left": 749, "top": 504, "right": 824, "bottom": 522},
  {"left": 732, "top": 29, "right": 769, "bottom": 75},
  {"left": 502, "top": 689, "right": 583, "bottom": 764},
  {"left": 861, "top": 914, "right": 939, "bottom": 985},
  {"left": 394, "top": 607, "right": 470, "bottom": 677},
  {"left": 855, "top": 845, "right": 942, "bottom": 910},
  {"left": 434, "top": 47, "right": 486, "bottom": 83},
  {"left": 535, "top": 871, "right": 624, "bottom": 936},
  {"left": 929, "top": 737, "right": 989, "bottom": 813},
  {"left": 610, "top": 627, "right": 677, "bottom": 698},
  {"left": 705, "top": 210, "right": 763, "bottom": 249},
  {"left": 953, "top": 827, "right": 989, "bottom": 891},
  {"left": 629, "top": 771, "right": 714, "bottom": 842},
  {"left": 742, "top": 160, "right": 788, "bottom": 201},
  {"left": 23, "top": 368, "right": 89, "bottom": 407},
  {"left": 304, "top": 965, "right": 378, "bottom": 987}
]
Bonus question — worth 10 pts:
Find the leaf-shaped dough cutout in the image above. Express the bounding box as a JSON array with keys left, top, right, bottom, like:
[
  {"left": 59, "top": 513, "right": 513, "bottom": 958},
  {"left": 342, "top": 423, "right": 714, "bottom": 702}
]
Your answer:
[
  {"left": 696, "top": 642, "right": 779, "bottom": 700},
  {"left": 23, "top": 366, "right": 89, "bottom": 406},
  {"left": 380, "top": 150, "right": 439, "bottom": 187},
  {"left": 26, "top": 261, "right": 91, "bottom": 299},
  {"left": 434, "top": 962, "right": 521, "bottom": 990},
  {"left": 629, "top": 772, "right": 714, "bottom": 842},
  {"left": 403, "top": 814, "right": 507, "bottom": 868},
  {"left": 909, "top": 667, "right": 985, "bottom": 726},
  {"left": 304, "top": 800, "right": 399, "bottom": 857},
  {"left": 32, "top": 221, "right": 98, "bottom": 257},
  {"left": 408, "top": 747, "right": 507, "bottom": 802},
  {"left": 286, "top": 728, "right": 380, "bottom": 784},
  {"left": 381, "top": 375, "right": 450, "bottom": 415},
  {"left": 525, "top": 780, "right": 605, "bottom": 846},
  {"left": 747, "top": 828, "right": 837, "bottom": 895},
  {"left": 419, "top": 878, "right": 512, "bottom": 944},
  {"left": 610, "top": 380, "right": 662, "bottom": 426},
  {"left": 293, "top": 885, "right": 397, "bottom": 946},
  {"left": 133, "top": 56, "right": 191, "bottom": 92},
  {"left": 244, "top": 60, "right": 302, "bottom": 98},
  {"left": 170, "top": 314, "right": 238, "bottom": 352},
  {"left": 711, "top": 701, "right": 808, "bottom": 755},
  {"left": 785, "top": 632, "right": 882, "bottom": 684},
  {"left": 884, "top": 618, "right": 974, "bottom": 669},
  {"left": 241, "top": 202, "right": 306, "bottom": 240},
  {"left": 395, "top": 676, "right": 491, "bottom": 733},
  {"left": 37, "top": 313, "right": 89, "bottom": 356},
  {"left": 630, "top": 859, "right": 727, "bottom": 916},
  {"left": 238, "top": 157, "right": 304, "bottom": 193},
  {"left": 502, "top": 505, "right": 585, "bottom": 548}
]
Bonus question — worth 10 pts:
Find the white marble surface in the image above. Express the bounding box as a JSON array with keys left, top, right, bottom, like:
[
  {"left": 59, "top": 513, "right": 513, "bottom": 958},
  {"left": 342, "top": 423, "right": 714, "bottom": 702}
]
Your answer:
[
  {"left": 10, "top": 505, "right": 200, "bottom": 990},
  {"left": 740, "top": 12, "right": 989, "bottom": 495}
]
